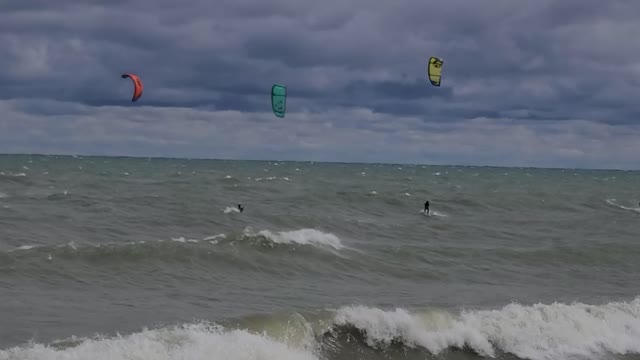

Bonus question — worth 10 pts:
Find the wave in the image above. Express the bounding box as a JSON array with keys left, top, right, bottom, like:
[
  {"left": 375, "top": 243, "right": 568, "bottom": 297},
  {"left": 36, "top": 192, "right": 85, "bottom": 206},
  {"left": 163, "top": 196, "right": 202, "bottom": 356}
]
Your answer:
[
  {"left": 223, "top": 206, "right": 241, "bottom": 213},
  {"left": 606, "top": 199, "right": 640, "bottom": 213},
  {"left": 328, "top": 299, "right": 640, "bottom": 359},
  {"left": 0, "top": 171, "right": 32, "bottom": 186},
  {"left": 243, "top": 228, "right": 344, "bottom": 251},
  {"left": 0, "top": 171, "right": 27, "bottom": 177},
  {"left": 419, "top": 209, "right": 447, "bottom": 217},
  {"left": 0, "top": 228, "right": 347, "bottom": 272},
  {"left": 253, "top": 176, "right": 292, "bottom": 182},
  {"left": 3, "top": 228, "right": 345, "bottom": 253},
  {"left": 3, "top": 298, "right": 639, "bottom": 360},
  {"left": 0, "top": 324, "right": 319, "bottom": 360}
]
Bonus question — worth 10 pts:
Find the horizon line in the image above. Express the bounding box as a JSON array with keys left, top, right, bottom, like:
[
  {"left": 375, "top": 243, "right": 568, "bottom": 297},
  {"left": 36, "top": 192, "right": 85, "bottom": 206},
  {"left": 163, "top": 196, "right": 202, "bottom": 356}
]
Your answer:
[{"left": 0, "top": 151, "right": 637, "bottom": 172}]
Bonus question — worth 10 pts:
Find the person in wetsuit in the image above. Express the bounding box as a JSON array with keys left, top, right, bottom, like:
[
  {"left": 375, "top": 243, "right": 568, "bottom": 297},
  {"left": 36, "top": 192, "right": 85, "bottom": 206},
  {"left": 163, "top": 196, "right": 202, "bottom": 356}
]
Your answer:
[
  {"left": 237, "top": 204, "right": 244, "bottom": 213},
  {"left": 424, "top": 200, "right": 430, "bottom": 215}
]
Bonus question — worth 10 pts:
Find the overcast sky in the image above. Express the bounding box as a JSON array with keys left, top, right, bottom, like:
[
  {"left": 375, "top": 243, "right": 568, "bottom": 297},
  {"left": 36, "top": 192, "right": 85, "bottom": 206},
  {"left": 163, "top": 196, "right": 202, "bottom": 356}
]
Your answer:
[{"left": 1, "top": 0, "right": 639, "bottom": 169}]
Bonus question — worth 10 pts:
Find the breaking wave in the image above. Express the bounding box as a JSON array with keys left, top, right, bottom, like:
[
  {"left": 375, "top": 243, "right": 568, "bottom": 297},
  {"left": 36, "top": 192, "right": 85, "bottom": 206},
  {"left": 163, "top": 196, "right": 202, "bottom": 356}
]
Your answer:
[
  {"left": 3, "top": 298, "right": 639, "bottom": 360},
  {"left": 0, "top": 228, "right": 348, "bottom": 275}
]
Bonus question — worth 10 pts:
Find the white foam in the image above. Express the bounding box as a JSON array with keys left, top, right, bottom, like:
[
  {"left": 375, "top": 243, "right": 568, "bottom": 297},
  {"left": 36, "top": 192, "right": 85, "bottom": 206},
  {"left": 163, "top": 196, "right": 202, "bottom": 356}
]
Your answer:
[
  {"left": 204, "top": 234, "right": 226, "bottom": 244},
  {"left": 606, "top": 199, "right": 640, "bottom": 213},
  {"left": 0, "top": 324, "right": 319, "bottom": 360},
  {"left": 6, "top": 245, "right": 38, "bottom": 253},
  {"left": 420, "top": 210, "right": 447, "bottom": 217},
  {"left": 224, "top": 207, "right": 241, "bottom": 214},
  {"left": 248, "top": 228, "right": 344, "bottom": 251},
  {"left": 171, "top": 237, "right": 199, "bottom": 243},
  {"left": 333, "top": 298, "right": 640, "bottom": 360},
  {"left": 334, "top": 306, "right": 478, "bottom": 354}
]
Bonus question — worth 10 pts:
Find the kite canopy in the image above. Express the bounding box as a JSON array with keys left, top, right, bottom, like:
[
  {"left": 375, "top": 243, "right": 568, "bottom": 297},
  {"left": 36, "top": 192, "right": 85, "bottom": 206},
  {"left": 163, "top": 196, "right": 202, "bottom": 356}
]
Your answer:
[
  {"left": 427, "top": 57, "right": 443, "bottom": 87},
  {"left": 121, "top": 73, "right": 143, "bottom": 102},
  {"left": 271, "top": 84, "right": 286, "bottom": 118}
]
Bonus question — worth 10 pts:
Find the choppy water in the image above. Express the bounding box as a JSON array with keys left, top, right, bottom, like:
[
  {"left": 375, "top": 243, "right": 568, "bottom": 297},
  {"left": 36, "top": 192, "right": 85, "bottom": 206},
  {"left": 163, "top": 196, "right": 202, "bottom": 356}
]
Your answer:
[{"left": 1, "top": 154, "right": 639, "bottom": 360}]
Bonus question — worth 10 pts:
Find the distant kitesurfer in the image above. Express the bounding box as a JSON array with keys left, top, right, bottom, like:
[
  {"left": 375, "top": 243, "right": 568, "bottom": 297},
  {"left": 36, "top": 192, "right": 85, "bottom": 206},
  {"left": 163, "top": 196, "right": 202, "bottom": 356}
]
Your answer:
[
  {"left": 238, "top": 204, "right": 244, "bottom": 213},
  {"left": 424, "top": 200, "right": 430, "bottom": 215}
]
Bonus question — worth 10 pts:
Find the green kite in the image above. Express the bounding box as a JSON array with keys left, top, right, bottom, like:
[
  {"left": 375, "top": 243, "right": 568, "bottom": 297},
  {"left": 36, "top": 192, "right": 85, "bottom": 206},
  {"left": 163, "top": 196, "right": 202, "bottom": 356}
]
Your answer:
[{"left": 271, "top": 84, "right": 286, "bottom": 118}]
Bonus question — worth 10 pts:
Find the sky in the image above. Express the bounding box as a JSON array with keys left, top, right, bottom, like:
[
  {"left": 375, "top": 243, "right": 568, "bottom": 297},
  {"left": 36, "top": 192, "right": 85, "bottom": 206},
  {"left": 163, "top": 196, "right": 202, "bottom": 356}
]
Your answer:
[{"left": 1, "top": 0, "right": 640, "bottom": 169}]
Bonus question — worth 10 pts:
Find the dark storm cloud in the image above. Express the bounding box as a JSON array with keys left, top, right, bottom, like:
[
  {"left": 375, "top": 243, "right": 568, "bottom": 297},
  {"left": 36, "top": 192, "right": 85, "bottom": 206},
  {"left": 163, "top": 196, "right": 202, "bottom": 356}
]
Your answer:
[
  {"left": 1, "top": 0, "right": 639, "bottom": 168},
  {"left": 2, "top": 0, "right": 638, "bottom": 115}
]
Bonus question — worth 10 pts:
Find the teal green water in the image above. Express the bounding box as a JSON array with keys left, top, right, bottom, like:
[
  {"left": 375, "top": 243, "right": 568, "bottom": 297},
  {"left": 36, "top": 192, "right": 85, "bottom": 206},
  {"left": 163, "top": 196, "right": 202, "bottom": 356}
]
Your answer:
[{"left": 1, "top": 154, "right": 639, "bottom": 360}]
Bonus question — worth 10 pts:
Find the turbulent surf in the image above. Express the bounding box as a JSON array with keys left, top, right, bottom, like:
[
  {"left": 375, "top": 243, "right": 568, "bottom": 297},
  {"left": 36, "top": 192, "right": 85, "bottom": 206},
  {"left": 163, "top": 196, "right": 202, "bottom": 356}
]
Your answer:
[{"left": 1, "top": 155, "right": 639, "bottom": 360}]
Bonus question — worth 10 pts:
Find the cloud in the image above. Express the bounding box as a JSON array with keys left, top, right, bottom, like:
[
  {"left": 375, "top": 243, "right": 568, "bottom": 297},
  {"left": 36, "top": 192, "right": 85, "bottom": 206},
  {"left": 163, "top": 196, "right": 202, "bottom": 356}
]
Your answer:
[
  {"left": 0, "top": 0, "right": 639, "bottom": 168},
  {"left": 1, "top": 99, "right": 639, "bottom": 169}
]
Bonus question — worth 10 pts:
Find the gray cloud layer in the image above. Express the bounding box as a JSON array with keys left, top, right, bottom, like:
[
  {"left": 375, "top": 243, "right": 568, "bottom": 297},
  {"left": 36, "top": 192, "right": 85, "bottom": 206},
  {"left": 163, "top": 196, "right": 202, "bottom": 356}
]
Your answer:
[{"left": 1, "top": 0, "right": 639, "bottom": 168}]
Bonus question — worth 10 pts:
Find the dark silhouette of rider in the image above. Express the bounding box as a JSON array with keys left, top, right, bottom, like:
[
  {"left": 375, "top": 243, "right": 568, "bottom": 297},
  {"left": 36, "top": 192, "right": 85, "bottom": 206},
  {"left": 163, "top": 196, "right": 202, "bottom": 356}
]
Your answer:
[
  {"left": 237, "top": 204, "right": 244, "bottom": 213},
  {"left": 424, "top": 200, "right": 430, "bottom": 214}
]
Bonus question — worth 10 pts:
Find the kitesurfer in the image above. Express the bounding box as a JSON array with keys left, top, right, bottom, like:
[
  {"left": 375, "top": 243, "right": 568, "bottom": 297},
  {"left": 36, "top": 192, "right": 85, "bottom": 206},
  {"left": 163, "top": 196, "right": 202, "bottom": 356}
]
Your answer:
[
  {"left": 424, "top": 200, "right": 429, "bottom": 215},
  {"left": 238, "top": 204, "right": 244, "bottom": 213}
]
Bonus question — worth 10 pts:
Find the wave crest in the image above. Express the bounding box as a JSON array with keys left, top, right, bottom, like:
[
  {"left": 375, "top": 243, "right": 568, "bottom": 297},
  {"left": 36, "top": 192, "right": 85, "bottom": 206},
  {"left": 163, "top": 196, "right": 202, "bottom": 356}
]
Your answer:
[
  {"left": 0, "top": 323, "right": 319, "bottom": 360},
  {"left": 3, "top": 298, "right": 640, "bottom": 360},
  {"left": 328, "top": 298, "right": 640, "bottom": 359},
  {"left": 242, "top": 228, "right": 344, "bottom": 251}
]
